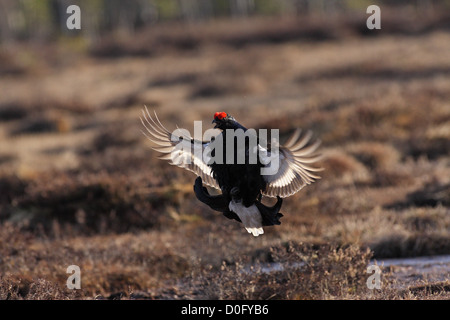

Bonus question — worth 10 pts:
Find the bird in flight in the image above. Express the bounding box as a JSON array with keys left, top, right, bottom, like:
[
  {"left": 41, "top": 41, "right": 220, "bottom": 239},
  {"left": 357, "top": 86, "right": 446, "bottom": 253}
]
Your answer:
[{"left": 140, "top": 107, "right": 322, "bottom": 236}]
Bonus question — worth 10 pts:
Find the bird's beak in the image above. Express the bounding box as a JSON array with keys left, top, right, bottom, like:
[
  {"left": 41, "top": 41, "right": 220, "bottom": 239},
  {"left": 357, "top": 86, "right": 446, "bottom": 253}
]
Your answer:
[{"left": 212, "top": 119, "right": 219, "bottom": 128}]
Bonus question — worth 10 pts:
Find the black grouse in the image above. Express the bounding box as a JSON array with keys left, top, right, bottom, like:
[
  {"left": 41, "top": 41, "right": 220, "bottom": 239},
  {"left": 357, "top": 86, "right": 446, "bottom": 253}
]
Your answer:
[{"left": 141, "top": 108, "right": 322, "bottom": 236}]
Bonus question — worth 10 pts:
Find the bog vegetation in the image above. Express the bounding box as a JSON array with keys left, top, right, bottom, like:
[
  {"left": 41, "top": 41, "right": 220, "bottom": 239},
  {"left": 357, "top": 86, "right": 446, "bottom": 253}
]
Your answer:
[{"left": 0, "top": 1, "right": 449, "bottom": 299}]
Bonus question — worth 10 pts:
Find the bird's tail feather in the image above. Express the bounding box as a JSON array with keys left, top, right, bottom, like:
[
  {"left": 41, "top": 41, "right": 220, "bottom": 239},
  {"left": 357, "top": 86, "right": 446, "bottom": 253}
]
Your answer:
[
  {"left": 193, "top": 177, "right": 284, "bottom": 236},
  {"left": 255, "top": 197, "right": 283, "bottom": 226}
]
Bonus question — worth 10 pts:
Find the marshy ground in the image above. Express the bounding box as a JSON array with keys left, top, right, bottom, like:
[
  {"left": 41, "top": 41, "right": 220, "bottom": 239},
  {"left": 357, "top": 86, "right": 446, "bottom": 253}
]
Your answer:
[{"left": 0, "top": 9, "right": 449, "bottom": 300}]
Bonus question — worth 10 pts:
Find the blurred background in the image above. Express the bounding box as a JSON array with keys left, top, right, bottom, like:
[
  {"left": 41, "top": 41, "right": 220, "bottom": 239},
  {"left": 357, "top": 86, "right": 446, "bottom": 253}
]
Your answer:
[{"left": 0, "top": 0, "right": 449, "bottom": 299}]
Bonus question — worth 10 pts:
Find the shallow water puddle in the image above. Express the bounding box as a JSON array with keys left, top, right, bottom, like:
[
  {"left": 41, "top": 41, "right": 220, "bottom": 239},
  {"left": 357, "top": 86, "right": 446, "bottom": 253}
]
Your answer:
[
  {"left": 372, "top": 254, "right": 450, "bottom": 289},
  {"left": 243, "top": 254, "right": 450, "bottom": 291}
]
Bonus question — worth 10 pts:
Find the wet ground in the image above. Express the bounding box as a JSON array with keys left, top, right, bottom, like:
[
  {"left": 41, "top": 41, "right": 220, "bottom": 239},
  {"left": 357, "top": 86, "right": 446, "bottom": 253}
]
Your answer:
[{"left": 376, "top": 254, "right": 450, "bottom": 289}]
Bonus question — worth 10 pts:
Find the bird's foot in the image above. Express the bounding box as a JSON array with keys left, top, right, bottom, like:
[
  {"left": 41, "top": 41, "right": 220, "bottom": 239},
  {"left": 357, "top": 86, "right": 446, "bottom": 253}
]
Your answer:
[
  {"left": 254, "top": 196, "right": 283, "bottom": 226},
  {"left": 230, "top": 187, "right": 241, "bottom": 202}
]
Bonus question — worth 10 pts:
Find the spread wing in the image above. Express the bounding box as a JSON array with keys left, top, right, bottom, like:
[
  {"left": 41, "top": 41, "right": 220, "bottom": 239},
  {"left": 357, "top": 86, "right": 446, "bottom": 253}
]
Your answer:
[
  {"left": 262, "top": 129, "right": 323, "bottom": 198},
  {"left": 140, "top": 107, "right": 220, "bottom": 190}
]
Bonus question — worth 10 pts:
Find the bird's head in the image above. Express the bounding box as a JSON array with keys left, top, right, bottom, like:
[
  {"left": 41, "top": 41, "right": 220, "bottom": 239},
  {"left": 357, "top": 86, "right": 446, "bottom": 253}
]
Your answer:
[{"left": 212, "top": 112, "right": 237, "bottom": 130}]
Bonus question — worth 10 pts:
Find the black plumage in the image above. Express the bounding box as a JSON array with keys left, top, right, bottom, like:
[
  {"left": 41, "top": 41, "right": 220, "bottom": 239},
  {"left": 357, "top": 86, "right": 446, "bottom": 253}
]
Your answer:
[{"left": 141, "top": 108, "right": 322, "bottom": 236}]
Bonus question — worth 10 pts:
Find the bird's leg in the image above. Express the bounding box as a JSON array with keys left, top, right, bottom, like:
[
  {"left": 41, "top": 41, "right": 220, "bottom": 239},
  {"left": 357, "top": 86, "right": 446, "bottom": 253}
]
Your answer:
[{"left": 230, "top": 186, "right": 241, "bottom": 202}]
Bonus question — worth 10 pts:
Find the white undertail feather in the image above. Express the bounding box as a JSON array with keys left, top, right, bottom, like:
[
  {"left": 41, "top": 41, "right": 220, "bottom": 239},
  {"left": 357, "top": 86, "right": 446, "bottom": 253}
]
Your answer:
[{"left": 228, "top": 200, "right": 264, "bottom": 237}]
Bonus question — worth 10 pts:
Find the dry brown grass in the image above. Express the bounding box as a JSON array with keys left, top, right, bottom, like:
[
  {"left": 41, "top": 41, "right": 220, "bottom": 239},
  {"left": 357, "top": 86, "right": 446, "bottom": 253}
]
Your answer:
[
  {"left": 1, "top": 12, "right": 449, "bottom": 300},
  {"left": 187, "top": 243, "right": 377, "bottom": 300}
]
